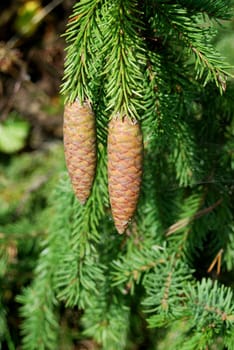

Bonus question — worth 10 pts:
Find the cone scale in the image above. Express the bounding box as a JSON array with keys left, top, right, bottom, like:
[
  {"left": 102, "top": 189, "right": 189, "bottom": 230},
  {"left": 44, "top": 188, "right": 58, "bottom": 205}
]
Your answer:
[
  {"left": 63, "top": 99, "right": 96, "bottom": 204},
  {"left": 108, "top": 115, "right": 143, "bottom": 234}
]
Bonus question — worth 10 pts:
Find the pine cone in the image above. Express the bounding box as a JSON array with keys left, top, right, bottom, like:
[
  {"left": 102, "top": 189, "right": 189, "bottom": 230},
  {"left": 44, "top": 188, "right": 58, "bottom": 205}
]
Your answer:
[
  {"left": 108, "top": 115, "right": 143, "bottom": 234},
  {"left": 63, "top": 99, "right": 96, "bottom": 204}
]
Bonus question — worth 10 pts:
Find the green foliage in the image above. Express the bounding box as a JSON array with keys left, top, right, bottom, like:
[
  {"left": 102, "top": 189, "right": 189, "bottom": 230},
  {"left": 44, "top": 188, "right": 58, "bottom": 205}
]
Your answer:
[
  {"left": 0, "top": 112, "right": 30, "bottom": 153},
  {"left": 185, "top": 279, "right": 234, "bottom": 331},
  {"left": 145, "top": 3, "right": 232, "bottom": 91},
  {"left": 142, "top": 278, "right": 234, "bottom": 350},
  {"left": 0, "top": 143, "right": 64, "bottom": 348},
  {"left": 61, "top": 0, "right": 105, "bottom": 103},
  {"left": 100, "top": 0, "right": 146, "bottom": 118},
  {"left": 14, "top": 0, "right": 42, "bottom": 36},
  {"left": 1, "top": 0, "right": 233, "bottom": 349},
  {"left": 82, "top": 285, "right": 130, "bottom": 350},
  {"left": 53, "top": 148, "right": 108, "bottom": 308},
  {"left": 177, "top": 0, "right": 233, "bottom": 19},
  {"left": 143, "top": 254, "right": 192, "bottom": 327},
  {"left": 17, "top": 264, "right": 59, "bottom": 350}
]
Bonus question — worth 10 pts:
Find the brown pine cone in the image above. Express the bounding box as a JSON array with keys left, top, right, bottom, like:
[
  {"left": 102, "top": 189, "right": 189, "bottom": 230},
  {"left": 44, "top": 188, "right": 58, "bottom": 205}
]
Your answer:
[
  {"left": 108, "top": 115, "right": 143, "bottom": 234},
  {"left": 63, "top": 99, "right": 96, "bottom": 204}
]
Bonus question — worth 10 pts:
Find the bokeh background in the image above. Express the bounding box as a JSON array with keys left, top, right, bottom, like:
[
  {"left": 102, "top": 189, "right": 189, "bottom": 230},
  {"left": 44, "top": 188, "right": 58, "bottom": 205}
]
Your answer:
[{"left": 0, "top": 1, "right": 233, "bottom": 349}]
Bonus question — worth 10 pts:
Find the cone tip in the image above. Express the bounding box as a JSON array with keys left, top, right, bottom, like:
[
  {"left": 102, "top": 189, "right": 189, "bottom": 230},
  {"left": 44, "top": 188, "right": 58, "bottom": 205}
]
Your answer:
[
  {"left": 77, "top": 197, "right": 87, "bottom": 205},
  {"left": 115, "top": 222, "right": 128, "bottom": 234}
]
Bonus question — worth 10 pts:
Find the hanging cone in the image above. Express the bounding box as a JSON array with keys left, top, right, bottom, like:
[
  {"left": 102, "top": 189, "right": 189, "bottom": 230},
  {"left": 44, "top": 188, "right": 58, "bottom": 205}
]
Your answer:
[
  {"left": 108, "top": 115, "right": 143, "bottom": 234},
  {"left": 63, "top": 99, "right": 96, "bottom": 204}
]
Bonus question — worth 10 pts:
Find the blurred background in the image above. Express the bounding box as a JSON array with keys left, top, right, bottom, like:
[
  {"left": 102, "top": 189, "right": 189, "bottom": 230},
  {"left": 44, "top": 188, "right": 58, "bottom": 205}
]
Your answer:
[
  {"left": 0, "top": 1, "right": 233, "bottom": 349},
  {"left": 0, "top": 0, "right": 77, "bottom": 348}
]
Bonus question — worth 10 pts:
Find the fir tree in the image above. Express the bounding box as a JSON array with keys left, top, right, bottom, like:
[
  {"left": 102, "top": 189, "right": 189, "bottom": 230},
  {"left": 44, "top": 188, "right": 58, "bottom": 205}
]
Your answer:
[{"left": 16, "top": 1, "right": 234, "bottom": 349}]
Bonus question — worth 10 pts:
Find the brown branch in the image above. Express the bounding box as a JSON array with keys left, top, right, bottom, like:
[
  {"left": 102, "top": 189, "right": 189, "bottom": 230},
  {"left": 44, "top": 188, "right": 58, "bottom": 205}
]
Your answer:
[
  {"left": 207, "top": 249, "right": 224, "bottom": 275},
  {"left": 165, "top": 198, "right": 223, "bottom": 236}
]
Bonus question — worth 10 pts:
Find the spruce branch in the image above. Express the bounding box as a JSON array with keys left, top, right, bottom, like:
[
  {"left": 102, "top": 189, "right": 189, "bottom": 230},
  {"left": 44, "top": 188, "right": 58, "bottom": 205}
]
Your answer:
[
  {"left": 175, "top": 330, "right": 222, "bottom": 350},
  {"left": 112, "top": 238, "right": 166, "bottom": 293},
  {"left": 54, "top": 244, "right": 105, "bottom": 308},
  {"left": 177, "top": 0, "right": 233, "bottom": 20},
  {"left": 17, "top": 284, "right": 59, "bottom": 350},
  {"left": 16, "top": 177, "right": 73, "bottom": 350},
  {"left": 185, "top": 279, "right": 234, "bottom": 332},
  {"left": 143, "top": 254, "right": 192, "bottom": 327},
  {"left": 141, "top": 51, "right": 166, "bottom": 132},
  {"left": 82, "top": 281, "right": 130, "bottom": 350},
  {"left": 184, "top": 188, "right": 233, "bottom": 275},
  {"left": 15, "top": 1, "right": 234, "bottom": 349},
  {"left": 166, "top": 197, "right": 222, "bottom": 236},
  {"left": 17, "top": 240, "right": 59, "bottom": 350},
  {"left": 54, "top": 152, "right": 108, "bottom": 308},
  {"left": 169, "top": 121, "right": 200, "bottom": 186},
  {"left": 148, "top": 3, "right": 233, "bottom": 92},
  {"left": 101, "top": 0, "right": 146, "bottom": 118},
  {"left": 61, "top": 0, "right": 104, "bottom": 102},
  {"left": 165, "top": 192, "right": 206, "bottom": 250}
]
